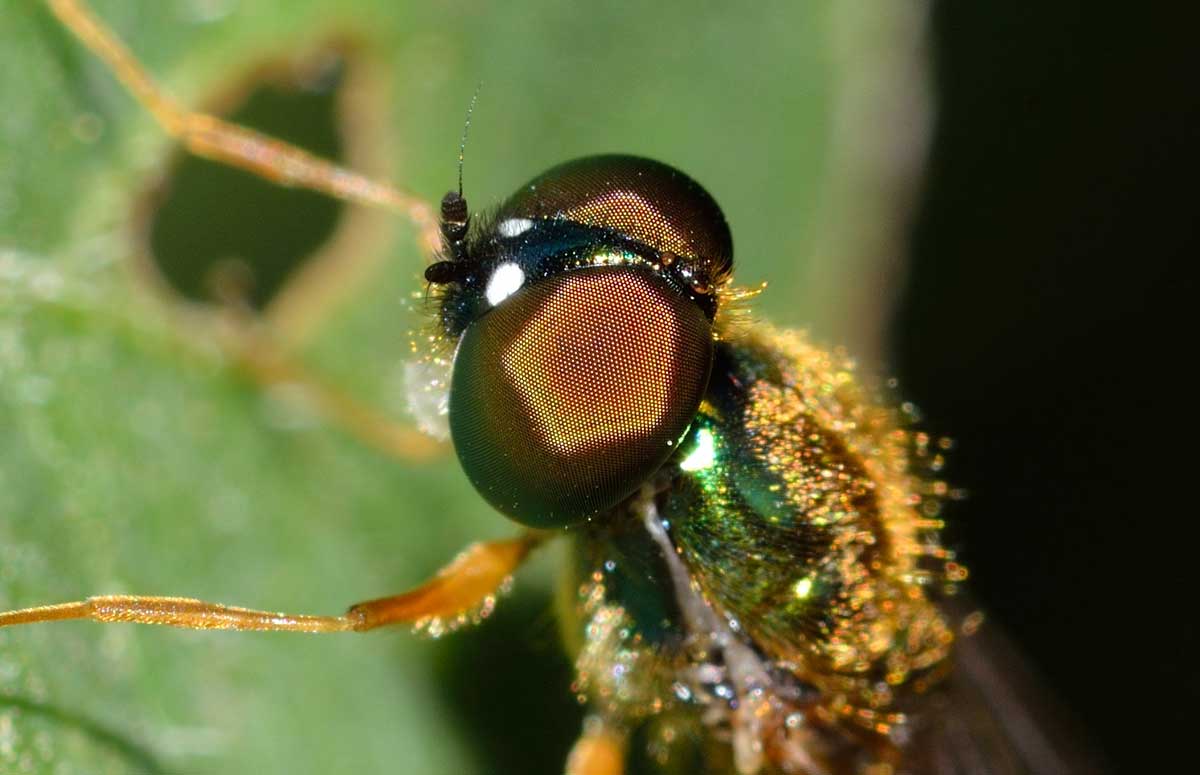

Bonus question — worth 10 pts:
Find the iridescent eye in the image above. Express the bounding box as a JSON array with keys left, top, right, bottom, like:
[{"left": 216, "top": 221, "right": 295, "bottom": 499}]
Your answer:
[
  {"left": 449, "top": 265, "right": 713, "bottom": 527},
  {"left": 433, "top": 155, "right": 731, "bottom": 527},
  {"left": 499, "top": 155, "right": 733, "bottom": 286}
]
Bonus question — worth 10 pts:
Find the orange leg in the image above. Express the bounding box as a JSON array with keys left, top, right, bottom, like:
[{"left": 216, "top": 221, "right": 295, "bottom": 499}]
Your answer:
[
  {"left": 0, "top": 534, "right": 543, "bottom": 634},
  {"left": 225, "top": 324, "right": 446, "bottom": 463},
  {"left": 566, "top": 718, "right": 627, "bottom": 775},
  {"left": 44, "top": 0, "right": 442, "bottom": 262}
]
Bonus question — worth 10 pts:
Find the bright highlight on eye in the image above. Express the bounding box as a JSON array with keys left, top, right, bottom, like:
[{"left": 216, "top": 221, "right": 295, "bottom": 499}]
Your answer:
[
  {"left": 679, "top": 426, "right": 716, "bottom": 471},
  {"left": 486, "top": 262, "right": 525, "bottom": 306}
]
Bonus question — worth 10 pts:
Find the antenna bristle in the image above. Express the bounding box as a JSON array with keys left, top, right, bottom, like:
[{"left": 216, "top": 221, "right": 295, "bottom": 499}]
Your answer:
[{"left": 458, "top": 82, "right": 482, "bottom": 196}]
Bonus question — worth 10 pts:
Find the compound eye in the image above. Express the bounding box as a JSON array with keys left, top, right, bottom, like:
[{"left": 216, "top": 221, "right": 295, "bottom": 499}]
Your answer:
[{"left": 449, "top": 266, "right": 713, "bottom": 527}]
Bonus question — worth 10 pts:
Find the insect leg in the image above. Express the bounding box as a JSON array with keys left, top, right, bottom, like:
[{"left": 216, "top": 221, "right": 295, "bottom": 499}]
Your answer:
[
  {"left": 346, "top": 532, "right": 545, "bottom": 630},
  {"left": 565, "top": 718, "right": 626, "bottom": 775},
  {"left": 225, "top": 325, "right": 446, "bottom": 462},
  {"left": 43, "top": 0, "right": 443, "bottom": 262},
  {"left": 0, "top": 533, "right": 544, "bottom": 633}
]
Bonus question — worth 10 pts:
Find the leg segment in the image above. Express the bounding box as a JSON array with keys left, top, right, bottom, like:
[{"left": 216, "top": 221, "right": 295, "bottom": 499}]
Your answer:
[
  {"left": 0, "top": 533, "right": 544, "bottom": 633},
  {"left": 227, "top": 326, "right": 446, "bottom": 463},
  {"left": 565, "top": 718, "right": 627, "bottom": 775},
  {"left": 44, "top": 0, "right": 442, "bottom": 261}
]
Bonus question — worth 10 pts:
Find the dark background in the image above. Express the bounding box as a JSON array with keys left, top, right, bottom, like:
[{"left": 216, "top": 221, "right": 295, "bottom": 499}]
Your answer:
[{"left": 894, "top": 3, "right": 1196, "bottom": 771}]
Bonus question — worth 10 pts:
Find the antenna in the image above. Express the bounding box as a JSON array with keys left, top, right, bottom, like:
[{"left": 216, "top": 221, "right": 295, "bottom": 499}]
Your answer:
[
  {"left": 458, "top": 82, "right": 482, "bottom": 197},
  {"left": 437, "top": 83, "right": 483, "bottom": 270}
]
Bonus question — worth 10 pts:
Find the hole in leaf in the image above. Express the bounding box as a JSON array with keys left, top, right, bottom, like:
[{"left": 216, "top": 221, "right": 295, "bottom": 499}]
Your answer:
[{"left": 139, "top": 44, "right": 359, "bottom": 311}]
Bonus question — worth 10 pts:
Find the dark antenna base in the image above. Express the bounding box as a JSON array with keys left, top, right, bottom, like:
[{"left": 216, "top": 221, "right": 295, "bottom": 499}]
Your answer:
[{"left": 437, "top": 85, "right": 483, "bottom": 271}]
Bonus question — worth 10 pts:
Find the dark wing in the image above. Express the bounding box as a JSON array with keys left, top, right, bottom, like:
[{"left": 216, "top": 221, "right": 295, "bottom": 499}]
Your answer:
[{"left": 903, "top": 607, "right": 1111, "bottom": 775}]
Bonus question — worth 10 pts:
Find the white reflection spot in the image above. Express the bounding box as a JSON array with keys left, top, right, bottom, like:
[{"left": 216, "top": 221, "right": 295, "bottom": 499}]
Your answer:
[
  {"left": 679, "top": 427, "right": 716, "bottom": 472},
  {"left": 793, "top": 577, "right": 813, "bottom": 599},
  {"left": 486, "top": 262, "right": 525, "bottom": 306},
  {"left": 497, "top": 217, "right": 534, "bottom": 238}
]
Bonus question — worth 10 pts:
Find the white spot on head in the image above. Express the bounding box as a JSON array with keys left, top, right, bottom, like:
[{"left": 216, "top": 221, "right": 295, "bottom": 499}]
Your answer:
[
  {"left": 485, "top": 262, "right": 525, "bottom": 306},
  {"left": 497, "top": 217, "right": 534, "bottom": 238}
]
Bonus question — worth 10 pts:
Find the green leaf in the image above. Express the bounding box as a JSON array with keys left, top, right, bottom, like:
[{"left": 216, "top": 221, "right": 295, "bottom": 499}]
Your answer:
[{"left": 0, "top": 1, "right": 927, "bottom": 772}]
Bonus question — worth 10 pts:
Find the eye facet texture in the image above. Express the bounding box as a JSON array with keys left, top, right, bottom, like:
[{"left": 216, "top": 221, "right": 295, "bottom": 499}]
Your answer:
[
  {"left": 449, "top": 266, "right": 713, "bottom": 526},
  {"left": 500, "top": 155, "right": 734, "bottom": 288}
]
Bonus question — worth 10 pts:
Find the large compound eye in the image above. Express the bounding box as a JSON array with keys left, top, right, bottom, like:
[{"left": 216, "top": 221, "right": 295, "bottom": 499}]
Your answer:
[{"left": 449, "top": 266, "right": 713, "bottom": 527}]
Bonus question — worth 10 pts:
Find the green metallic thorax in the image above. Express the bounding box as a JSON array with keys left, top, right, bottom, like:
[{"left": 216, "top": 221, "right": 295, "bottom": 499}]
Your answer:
[
  {"left": 664, "top": 337, "right": 885, "bottom": 672},
  {"left": 560, "top": 327, "right": 956, "bottom": 770}
]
